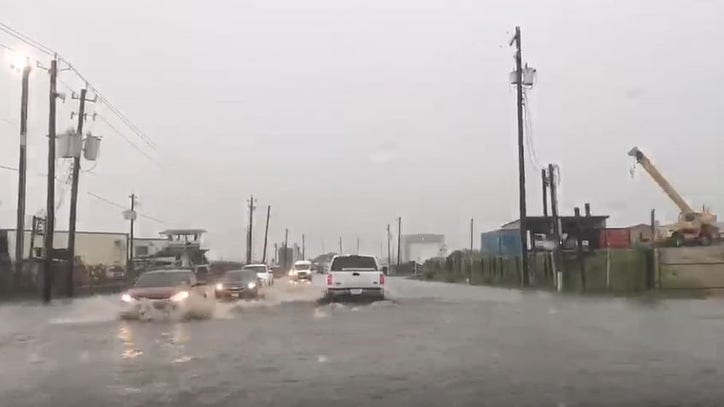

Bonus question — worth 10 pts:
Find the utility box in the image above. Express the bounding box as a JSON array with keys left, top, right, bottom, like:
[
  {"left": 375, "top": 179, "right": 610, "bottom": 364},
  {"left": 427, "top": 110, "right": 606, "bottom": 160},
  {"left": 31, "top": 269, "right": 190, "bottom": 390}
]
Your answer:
[
  {"left": 509, "top": 66, "right": 537, "bottom": 87},
  {"left": 57, "top": 130, "right": 82, "bottom": 158},
  {"left": 84, "top": 134, "right": 101, "bottom": 161}
]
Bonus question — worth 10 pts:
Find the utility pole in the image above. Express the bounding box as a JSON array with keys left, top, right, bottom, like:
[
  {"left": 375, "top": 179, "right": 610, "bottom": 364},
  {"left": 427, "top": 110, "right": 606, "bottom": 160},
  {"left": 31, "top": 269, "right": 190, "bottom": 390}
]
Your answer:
[
  {"left": 273, "top": 243, "right": 278, "bottom": 264},
  {"left": 283, "top": 228, "right": 289, "bottom": 269},
  {"left": 14, "top": 60, "right": 30, "bottom": 284},
  {"left": 302, "top": 234, "right": 306, "bottom": 259},
  {"left": 574, "top": 207, "right": 586, "bottom": 291},
  {"left": 396, "top": 217, "right": 402, "bottom": 271},
  {"left": 262, "top": 205, "right": 270, "bottom": 263},
  {"left": 542, "top": 168, "right": 549, "bottom": 219},
  {"left": 386, "top": 224, "right": 392, "bottom": 268},
  {"left": 128, "top": 193, "right": 136, "bottom": 274},
  {"left": 338, "top": 237, "right": 343, "bottom": 254},
  {"left": 42, "top": 57, "right": 58, "bottom": 304},
  {"left": 511, "top": 26, "right": 529, "bottom": 287},
  {"left": 246, "top": 195, "right": 255, "bottom": 263},
  {"left": 356, "top": 237, "right": 360, "bottom": 254},
  {"left": 469, "top": 218, "right": 474, "bottom": 252},
  {"left": 66, "top": 87, "right": 95, "bottom": 298},
  {"left": 548, "top": 164, "right": 562, "bottom": 291}
]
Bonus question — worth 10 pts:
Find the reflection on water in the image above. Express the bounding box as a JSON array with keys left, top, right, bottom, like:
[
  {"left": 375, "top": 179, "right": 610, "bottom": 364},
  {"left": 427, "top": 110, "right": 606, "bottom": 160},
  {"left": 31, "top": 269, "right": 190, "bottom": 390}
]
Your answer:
[
  {"left": 117, "top": 323, "right": 143, "bottom": 360},
  {"left": 172, "top": 322, "right": 189, "bottom": 344}
]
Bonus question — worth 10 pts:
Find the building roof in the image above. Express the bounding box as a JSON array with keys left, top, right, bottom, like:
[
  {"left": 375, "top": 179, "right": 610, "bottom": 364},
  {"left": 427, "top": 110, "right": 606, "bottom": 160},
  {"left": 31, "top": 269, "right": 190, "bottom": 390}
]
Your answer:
[
  {"left": 625, "top": 223, "right": 651, "bottom": 229},
  {"left": 159, "top": 229, "right": 207, "bottom": 236},
  {"left": 500, "top": 215, "right": 609, "bottom": 230},
  {"left": 0, "top": 228, "right": 159, "bottom": 239},
  {"left": 401, "top": 234, "right": 445, "bottom": 243}
]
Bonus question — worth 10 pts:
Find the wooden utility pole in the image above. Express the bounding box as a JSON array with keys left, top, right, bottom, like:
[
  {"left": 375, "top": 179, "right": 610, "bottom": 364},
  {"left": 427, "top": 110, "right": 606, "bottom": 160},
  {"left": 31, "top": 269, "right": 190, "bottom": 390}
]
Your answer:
[
  {"left": 338, "top": 237, "right": 343, "bottom": 254},
  {"left": 470, "top": 218, "right": 474, "bottom": 252},
  {"left": 511, "top": 27, "right": 529, "bottom": 287},
  {"left": 42, "top": 57, "right": 58, "bottom": 304},
  {"left": 574, "top": 207, "right": 586, "bottom": 290},
  {"left": 548, "top": 164, "right": 562, "bottom": 291},
  {"left": 273, "top": 243, "right": 278, "bottom": 264},
  {"left": 396, "top": 217, "right": 402, "bottom": 271},
  {"left": 262, "top": 205, "right": 270, "bottom": 263},
  {"left": 246, "top": 195, "right": 255, "bottom": 263},
  {"left": 356, "top": 237, "right": 360, "bottom": 254},
  {"left": 542, "top": 168, "right": 549, "bottom": 219},
  {"left": 302, "top": 233, "right": 306, "bottom": 259},
  {"left": 14, "top": 61, "right": 30, "bottom": 283},
  {"left": 283, "top": 228, "right": 289, "bottom": 269},
  {"left": 386, "top": 224, "right": 391, "bottom": 268},
  {"left": 67, "top": 87, "right": 95, "bottom": 298},
  {"left": 128, "top": 193, "right": 136, "bottom": 273}
]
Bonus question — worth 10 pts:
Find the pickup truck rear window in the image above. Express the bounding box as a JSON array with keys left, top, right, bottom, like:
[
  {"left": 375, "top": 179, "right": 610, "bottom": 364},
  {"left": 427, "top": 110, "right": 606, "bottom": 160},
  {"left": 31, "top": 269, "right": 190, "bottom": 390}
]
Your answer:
[{"left": 330, "top": 256, "right": 377, "bottom": 271}]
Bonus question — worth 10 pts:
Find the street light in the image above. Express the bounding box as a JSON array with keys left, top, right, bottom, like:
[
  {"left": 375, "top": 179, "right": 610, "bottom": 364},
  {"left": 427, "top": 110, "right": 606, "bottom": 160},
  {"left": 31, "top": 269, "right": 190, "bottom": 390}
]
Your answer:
[{"left": 5, "top": 48, "right": 31, "bottom": 72}]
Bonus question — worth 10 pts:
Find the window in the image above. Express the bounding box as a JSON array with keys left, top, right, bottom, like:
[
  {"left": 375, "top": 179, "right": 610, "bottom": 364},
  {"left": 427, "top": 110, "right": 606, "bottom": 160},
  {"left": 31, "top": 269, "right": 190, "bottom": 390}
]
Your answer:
[{"left": 331, "top": 256, "right": 377, "bottom": 271}]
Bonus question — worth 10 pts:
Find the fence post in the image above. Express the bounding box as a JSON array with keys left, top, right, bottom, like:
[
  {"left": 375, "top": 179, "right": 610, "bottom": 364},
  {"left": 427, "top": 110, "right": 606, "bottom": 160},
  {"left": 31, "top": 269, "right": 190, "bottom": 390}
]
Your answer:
[{"left": 496, "top": 256, "right": 501, "bottom": 283}]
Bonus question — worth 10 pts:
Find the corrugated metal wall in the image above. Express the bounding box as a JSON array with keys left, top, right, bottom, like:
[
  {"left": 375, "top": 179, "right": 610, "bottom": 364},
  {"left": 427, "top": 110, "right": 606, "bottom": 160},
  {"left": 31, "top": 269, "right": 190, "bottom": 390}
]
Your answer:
[{"left": 480, "top": 229, "right": 522, "bottom": 256}]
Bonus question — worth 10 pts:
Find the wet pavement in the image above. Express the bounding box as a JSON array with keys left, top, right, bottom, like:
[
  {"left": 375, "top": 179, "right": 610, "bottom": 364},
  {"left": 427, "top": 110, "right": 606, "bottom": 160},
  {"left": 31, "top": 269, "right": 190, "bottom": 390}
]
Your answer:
[{"left": 2, "top": 276, "right": 724, "bottom": 406}]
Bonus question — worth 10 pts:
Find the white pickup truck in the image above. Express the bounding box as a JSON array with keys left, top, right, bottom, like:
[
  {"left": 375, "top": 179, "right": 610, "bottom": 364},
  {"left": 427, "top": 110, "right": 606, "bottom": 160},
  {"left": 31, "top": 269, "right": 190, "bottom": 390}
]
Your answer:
[{"left": 324, "top": 255, "right": 386, "bottom": 301}]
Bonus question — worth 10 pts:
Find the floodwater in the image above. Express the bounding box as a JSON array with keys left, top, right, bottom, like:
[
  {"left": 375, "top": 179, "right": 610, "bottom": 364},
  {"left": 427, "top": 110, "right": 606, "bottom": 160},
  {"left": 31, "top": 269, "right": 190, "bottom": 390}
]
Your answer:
[{"left": 2, "top": 276, "right": 724, "bottom": 406}]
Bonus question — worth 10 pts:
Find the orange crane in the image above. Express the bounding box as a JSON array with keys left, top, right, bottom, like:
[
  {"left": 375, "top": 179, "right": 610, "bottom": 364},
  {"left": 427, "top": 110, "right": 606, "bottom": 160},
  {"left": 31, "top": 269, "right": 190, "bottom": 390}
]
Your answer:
[{"left": 628, "top": 147, "right": 718, "bottom": 246}]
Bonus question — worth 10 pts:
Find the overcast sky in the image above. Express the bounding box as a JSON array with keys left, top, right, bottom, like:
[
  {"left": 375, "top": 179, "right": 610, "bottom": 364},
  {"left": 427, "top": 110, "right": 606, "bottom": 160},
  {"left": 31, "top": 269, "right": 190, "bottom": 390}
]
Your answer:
[{"left": 1, "top": 0, "right": 723, "bottom": 260}]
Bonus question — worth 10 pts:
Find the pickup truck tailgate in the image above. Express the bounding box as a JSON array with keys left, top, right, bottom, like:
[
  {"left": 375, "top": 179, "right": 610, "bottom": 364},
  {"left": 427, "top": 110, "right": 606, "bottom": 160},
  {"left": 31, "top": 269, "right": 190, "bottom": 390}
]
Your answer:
[{"left": 329, "top": 271, "right": 383, "bottom": 289}]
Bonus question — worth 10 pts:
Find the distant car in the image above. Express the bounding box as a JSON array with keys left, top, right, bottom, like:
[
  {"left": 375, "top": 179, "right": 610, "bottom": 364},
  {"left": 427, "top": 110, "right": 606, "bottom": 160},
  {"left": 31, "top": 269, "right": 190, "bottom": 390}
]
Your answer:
[
  {"left": 291, "top": 260, "right": 313, "bottom": 282},
  {"left": 119, "top": 269, "right": 215, "bottom": 319},
  {"left": 317, "top": 262, "right": 329, "bottom": 274},
  {"left": 215, "top": 269, "right": 260, "bottom": 300},
  {"left": 324, "top": 255, "right": 386, "bottom": 301},
  {"left": 244, "top": 264, "right": 274, "bottom": 286}
]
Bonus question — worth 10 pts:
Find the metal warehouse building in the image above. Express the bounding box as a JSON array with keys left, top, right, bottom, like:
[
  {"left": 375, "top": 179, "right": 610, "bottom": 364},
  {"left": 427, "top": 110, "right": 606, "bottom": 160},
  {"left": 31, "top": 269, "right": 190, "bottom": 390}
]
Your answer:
[
  {"left": 0, "top": 229, "right": 167, "bottom": 266},
  {"left": 480, "top": 215, "right": 610, "bottom": 256}
]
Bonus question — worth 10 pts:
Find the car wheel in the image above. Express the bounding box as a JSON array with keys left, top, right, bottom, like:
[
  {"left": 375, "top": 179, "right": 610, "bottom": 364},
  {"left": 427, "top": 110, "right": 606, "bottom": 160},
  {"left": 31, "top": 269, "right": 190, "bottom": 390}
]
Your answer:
[{"left": 700, "top": 233, "right": 713, "bottom": 246}]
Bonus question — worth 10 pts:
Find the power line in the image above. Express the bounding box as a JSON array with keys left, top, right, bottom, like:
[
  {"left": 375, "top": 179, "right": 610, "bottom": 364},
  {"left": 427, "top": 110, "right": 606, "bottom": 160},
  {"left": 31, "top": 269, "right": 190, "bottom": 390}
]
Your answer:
[
  {"left": 96, "top": 114, "right": 159, "bottom": 164},
  {"left": 64, "top": 60, "right": 158, "bottom": 151},
  {"left": 0, "top": 164, "right": 18, "bottom": 171},
  {"left": 0, "top": 40, "right": 45, "bottom": 70},
  {"left": 93, "top": 91, "right": 158, "bottom": 150},
  {"left": 0, "top": 21, "right": 159, "bottom": 156},
  {"left": 0, "top": 22, "right": 54, "bottom": 56},
  {"left": 87, "top": 191, "right": 166, "bottom": 224},
  {"left": 87, "top": 191, "right": 124, "bottom": 209},
  {"left": 522, "top": 91, "right": 543, "bottom": 171}
]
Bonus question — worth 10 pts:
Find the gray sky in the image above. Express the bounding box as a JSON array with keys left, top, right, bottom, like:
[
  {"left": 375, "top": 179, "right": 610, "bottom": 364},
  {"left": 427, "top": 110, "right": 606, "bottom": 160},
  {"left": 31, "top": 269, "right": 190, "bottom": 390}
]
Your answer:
[{"left": 1, "top": 0, "right": 723, "bottom": 260}]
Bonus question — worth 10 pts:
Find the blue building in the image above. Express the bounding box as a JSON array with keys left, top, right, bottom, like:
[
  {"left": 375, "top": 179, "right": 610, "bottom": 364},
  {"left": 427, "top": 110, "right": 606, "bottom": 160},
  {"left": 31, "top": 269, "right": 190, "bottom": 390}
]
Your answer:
[{"left": 480, "top": 215, "right": 609, "bottom": 256}]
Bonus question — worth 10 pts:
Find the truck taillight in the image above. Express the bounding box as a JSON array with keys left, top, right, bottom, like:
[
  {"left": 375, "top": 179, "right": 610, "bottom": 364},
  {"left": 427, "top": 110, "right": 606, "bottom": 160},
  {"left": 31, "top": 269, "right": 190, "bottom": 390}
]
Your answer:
[
  {"left": 380, "top": 273, "right": 385, "bottom": 285},
  {"left": 327, "top": 274, "right": 333, "bottom": 285}
]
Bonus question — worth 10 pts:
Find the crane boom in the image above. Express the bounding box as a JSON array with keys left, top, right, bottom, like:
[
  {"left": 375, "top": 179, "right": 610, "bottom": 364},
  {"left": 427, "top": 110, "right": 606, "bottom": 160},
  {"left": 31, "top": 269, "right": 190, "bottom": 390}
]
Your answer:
[{"left": 628, "top": 147, "right": 694, "bottom": 214}]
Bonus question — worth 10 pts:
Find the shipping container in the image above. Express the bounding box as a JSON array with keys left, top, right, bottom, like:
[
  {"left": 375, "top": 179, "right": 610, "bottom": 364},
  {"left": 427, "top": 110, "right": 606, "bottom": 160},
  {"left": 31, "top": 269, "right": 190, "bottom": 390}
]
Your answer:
[{"left": 600, "top": 229, "right": 631, "bottom": 249}]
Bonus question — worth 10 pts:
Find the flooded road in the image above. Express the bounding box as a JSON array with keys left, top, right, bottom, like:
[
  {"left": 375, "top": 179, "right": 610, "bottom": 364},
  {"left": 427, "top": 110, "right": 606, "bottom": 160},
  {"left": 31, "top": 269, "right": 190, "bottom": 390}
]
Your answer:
[{"left": 2, "top": 276, "right": 724, "bottom": 406}]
